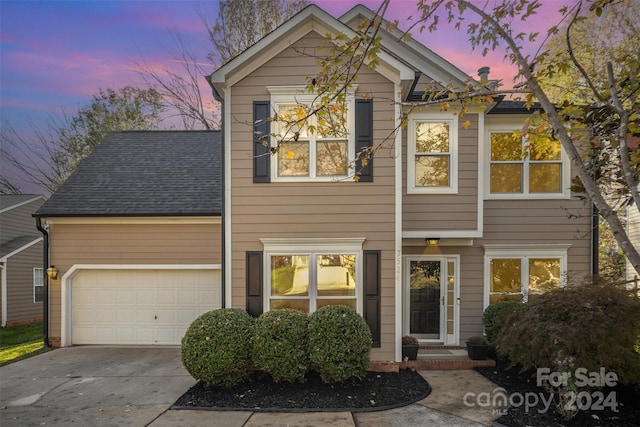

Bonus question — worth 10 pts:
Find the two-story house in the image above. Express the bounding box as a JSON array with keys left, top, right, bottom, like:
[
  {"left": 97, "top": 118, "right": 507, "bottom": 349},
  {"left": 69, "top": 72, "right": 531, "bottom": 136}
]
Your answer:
[
  {"left": 206, "top": 4, "right": 591, "bottom": 362},
  {"left": 35, "top": 5, "right": 591, "bottom": 362},
  {"left": 0, "top": 194, "right": 46, "bottom": 327}
]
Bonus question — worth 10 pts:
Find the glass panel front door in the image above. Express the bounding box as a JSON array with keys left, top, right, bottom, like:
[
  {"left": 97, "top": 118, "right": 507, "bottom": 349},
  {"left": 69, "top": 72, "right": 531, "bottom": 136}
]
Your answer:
[{"left": 409, "top": 260, "right": 442, "bottom": 339}]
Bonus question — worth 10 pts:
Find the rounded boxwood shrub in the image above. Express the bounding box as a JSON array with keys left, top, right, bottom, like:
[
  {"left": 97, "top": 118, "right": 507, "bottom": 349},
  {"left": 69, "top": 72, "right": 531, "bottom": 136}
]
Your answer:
[
  {"left": 308, "top": 305, "right": 372, "bottom": 383},
  {"left": 482, "top": 300, "right": 522, "bottom": 346},
  {"left": 181, "top": 308, "right": 254, "bottom": 387},
  {"left": 251, "top": 309, "right": 309, "bottom": 383}
]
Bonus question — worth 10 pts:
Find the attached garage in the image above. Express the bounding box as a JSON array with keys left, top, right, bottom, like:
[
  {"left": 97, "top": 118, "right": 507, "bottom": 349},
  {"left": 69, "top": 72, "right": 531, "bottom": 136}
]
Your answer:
[{"left": 62, "top": 266, "right": 221, "bottom": 346}]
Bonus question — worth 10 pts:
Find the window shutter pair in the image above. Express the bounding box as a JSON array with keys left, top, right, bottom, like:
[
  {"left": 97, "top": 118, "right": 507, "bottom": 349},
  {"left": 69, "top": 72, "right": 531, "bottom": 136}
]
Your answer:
[
  {"left": 245, "top": 250, "right": 381, "bottom": 347},
  {"left": 252, "top": 99, "right": 374, "bottom": 182}
]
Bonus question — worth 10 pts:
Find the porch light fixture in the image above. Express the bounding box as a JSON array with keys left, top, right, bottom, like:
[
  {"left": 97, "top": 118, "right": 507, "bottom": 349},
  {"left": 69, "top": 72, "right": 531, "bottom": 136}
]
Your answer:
[
  {"left": 426, "top": 238, "right": 440, "bottom": 247},
  {"left": 46, "top": 266, "right": 59, "bottom": 280}
]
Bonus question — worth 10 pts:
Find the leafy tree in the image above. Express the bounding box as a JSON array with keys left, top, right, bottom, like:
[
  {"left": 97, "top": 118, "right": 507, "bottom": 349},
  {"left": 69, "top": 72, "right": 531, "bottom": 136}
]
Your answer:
[
  {"left": 305, "top": 0, "right": 640, "bottom": 275},
  {"left": 0, "top": 86, "right": 164, "bottom": 193}
]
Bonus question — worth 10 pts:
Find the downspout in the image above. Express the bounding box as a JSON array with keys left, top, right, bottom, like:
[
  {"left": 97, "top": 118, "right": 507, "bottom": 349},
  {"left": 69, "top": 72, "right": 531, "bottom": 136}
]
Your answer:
[
  {"left": 35, "top": 217, "right": 50, "bottom": 347},
  {"left": 208, "top": 75, "right": 226, "bottom": 308},
  {"left": 407, "top": 71, "right": 421, "bottom": 101}
]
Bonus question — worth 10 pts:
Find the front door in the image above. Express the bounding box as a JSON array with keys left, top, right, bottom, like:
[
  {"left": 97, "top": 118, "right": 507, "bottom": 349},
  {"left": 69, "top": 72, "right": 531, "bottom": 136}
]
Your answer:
[{"left": 405, "top": 256, "right": 459, "bottom": 344}]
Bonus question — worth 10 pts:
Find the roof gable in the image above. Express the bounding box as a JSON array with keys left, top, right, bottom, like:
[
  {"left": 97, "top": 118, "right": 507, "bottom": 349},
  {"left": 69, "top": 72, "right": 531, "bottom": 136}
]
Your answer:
[
  {"left": 207, "top": 4, "right": 415, "bottom": 98},
  {"left": 36, "top": 131, "right": 221, "bottom": 217},
  {"left": 0, "top": 195, "right": 46, "bottom": 213}
]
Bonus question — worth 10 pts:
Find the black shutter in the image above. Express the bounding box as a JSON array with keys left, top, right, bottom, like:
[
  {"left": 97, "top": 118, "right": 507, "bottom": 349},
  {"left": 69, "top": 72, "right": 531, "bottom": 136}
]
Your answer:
[
  {"left": 246, "top": 251, "right": 263, "bottom": 317},
  {"left": 363, "top": 250, "right": 381, "bottom": 347},
  {"left": 355, "top": 99, "right": 373, "bottom": 182},
  {"left": 253, "top": 101, "right": 271, "bottom": 183}
]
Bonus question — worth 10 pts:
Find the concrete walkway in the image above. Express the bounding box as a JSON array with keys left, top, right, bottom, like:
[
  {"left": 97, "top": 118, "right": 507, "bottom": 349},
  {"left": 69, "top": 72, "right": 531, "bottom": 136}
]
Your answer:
[{"left": 0, "top": 347, "right": 500, "bottom": 426}]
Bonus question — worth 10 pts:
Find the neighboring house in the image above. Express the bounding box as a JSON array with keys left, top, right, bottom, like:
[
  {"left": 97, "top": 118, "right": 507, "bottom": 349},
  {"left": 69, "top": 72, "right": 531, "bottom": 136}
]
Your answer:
[
  {"left": 0, "top": 194, "right": 46, "bottom": 327},
  {"left": 36, "top": 5, "right": 592, "bottom": 362},
  {"left": 34, "top": 131, "right": 222, "bottom": 347}
]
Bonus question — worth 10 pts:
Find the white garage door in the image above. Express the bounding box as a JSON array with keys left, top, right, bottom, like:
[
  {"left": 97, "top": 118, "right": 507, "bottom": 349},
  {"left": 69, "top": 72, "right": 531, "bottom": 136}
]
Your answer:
[{"left": 71, "top": 269, "right": 221, "bottom": 345}]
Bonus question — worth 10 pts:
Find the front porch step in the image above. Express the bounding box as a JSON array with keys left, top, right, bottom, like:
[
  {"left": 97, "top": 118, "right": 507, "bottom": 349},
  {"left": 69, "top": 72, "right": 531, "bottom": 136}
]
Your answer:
[{"left": 369, "top": 345, "right": 496, "bottom": 372}]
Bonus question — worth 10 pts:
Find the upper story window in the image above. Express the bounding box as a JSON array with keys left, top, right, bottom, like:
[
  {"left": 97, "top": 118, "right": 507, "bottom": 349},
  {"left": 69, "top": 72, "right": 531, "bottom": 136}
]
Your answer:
[
  {"left": 486, "top": 124, "right": 569, "bottom": 199},
  {"left": 268, "top": 87, "right": 355, "bottom": 182},
  {"left": 407, "top": 113, "right": 458, "bottom": 194}
]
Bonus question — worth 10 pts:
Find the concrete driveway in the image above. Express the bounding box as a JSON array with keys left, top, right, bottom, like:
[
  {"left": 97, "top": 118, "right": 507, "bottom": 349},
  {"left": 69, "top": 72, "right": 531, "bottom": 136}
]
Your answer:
[{"left": 0, "top": 347, "right": 195, "bottom": 426}]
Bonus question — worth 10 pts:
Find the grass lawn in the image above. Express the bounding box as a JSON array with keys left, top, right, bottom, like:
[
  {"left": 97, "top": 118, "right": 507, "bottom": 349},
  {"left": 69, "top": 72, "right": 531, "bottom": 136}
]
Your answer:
[{"left": 0, "top": 322, "right": 51, "bottom": 366}]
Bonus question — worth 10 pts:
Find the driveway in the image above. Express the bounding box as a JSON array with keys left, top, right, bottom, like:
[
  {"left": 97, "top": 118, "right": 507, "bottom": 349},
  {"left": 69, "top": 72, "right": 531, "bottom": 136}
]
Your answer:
[{"left": 0, "top": 347, "right": 194, "bottom": 426}]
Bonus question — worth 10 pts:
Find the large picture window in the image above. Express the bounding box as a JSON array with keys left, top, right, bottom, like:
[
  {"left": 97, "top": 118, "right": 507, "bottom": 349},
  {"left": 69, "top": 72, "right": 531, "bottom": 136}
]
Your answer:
[
  {"left": 262, "top": 238, "right": 364, "bottom": 313},
  {"left": 268, "top": 87, "right": 355, "bottom": 181},
  {"left": 407, "top": 114, "right": 458, "bottom": 194},
  {"left": 488, "top": 130, "right": 567, "bottom": 198},
  {"left": 484, "top": 246, "right": 569, "bottom": 305}
]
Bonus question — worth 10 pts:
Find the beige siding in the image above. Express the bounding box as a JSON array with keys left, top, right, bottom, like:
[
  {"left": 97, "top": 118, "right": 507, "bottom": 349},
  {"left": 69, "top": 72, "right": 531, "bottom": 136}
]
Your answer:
[
  {"left": 0, "top": 198, "right": 44, "bottom": 243},
  {"left": 5, "top": 243, "right": 44, "bottom": 324},
  {"left": 402, "top": 114, "right": 479, "bottom": 232},
  {"left": 229, "top": 31, "right": 398, "bottom": 360},
  {"left": 47, "top": 222, "right": 222, "bottom": 341}
]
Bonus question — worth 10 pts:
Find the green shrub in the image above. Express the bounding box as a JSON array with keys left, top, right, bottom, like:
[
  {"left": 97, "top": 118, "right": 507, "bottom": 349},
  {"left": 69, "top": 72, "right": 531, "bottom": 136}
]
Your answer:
[
  {"left": 482, "top": 301, "right": 522, "bottom": 346},
  {"left": 251, "top": 309, "right": 309, "bottom": 383},
  {"left": 496, "top": 284, "right": 640, "bottom": 385},
  {"left": 308, "top": 305, "right": 372, "bottom": 383},
  {"left": 181, "top": 308, "right": 254, "bottom": 387}
]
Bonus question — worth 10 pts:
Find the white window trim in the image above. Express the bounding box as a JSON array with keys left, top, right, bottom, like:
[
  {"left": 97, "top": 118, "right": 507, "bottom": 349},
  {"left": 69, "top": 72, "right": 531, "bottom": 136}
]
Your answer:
[
  {"left": 484, "top": 124, "right": 571, "bottom": 200},
  {"left": 483, "top": 244, "right": 570, "bottom": 308},
  {"left": 33, "top": 267, "right": 43, "bottom": 304},
  {"left": 261, "top": 237, "right": 365, "bottom": 314},
  {"left": 267, "top": 86, "right": 357, "bottom": 182},
  {"left": 407, "top": 112, "right": 459, "bottom": 194}
]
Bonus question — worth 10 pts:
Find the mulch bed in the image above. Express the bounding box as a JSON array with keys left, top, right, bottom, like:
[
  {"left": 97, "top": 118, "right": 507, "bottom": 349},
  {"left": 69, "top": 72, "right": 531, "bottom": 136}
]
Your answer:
[
  {"left": 476, "top": 358, "right": 640, "bottom": 427},
  {"left": 173, "top": 369, "right": 431, "bottom": 412}
]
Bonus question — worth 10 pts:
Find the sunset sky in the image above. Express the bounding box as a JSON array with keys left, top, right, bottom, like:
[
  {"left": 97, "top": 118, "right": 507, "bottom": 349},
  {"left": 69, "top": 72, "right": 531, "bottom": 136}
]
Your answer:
[{"left": 0, "top": 0, "right": 571, "bottom": 193}]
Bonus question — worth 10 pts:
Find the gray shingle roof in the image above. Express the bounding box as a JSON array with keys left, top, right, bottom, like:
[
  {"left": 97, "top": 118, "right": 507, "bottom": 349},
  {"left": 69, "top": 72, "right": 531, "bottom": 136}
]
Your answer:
[
  {"left": 0, "top": 235, "right": 41, "bottom": 259},
  {"left": 0, "top": 195, "right": 45, "bottom": 211},
  {"left": 35, "top": 131, "right": 221, "bottom": 217}
]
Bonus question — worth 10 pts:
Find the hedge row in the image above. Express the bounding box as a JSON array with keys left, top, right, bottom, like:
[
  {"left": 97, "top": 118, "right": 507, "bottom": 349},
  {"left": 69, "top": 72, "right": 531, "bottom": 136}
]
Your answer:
[{"left": 181, "top": 305, "right": 372, "bottom": 387}]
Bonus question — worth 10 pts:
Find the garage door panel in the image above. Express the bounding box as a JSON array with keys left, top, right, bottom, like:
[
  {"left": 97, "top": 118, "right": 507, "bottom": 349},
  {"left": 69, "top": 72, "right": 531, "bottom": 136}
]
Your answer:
[{"left": 72, "top": 269, "right": 221, "bottom": 345}]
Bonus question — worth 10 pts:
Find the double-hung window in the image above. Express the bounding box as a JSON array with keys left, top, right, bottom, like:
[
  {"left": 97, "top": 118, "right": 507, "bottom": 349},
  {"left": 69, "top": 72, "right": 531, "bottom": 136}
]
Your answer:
[
  {"left": 487, "top": 127, "right": 568, "bottom": 198},
  {"left": 268, "top": 87, "right": 355, "bottom": 181},
  {"left": 33, "top": 268, "right": 43, "bottom": 303},
  {"left": 407, "top": 113, "right": 458, "bottom": 194},
  {"left": 484, "top": 245, "right": 569, "bottom": 305},
  {"left": 262, "top": 238, "right": 364, "bottom": 313}
]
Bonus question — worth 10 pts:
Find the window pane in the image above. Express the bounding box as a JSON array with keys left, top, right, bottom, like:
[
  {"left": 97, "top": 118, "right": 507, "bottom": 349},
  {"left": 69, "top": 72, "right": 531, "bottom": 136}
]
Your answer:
[
  {"left": 529, "top": 258, "right": 560, "bottom": 293},
  {"left": 491, "top": 133, "right": 522, "bottom": 161},
  {"left": 415, "top": 156, "right": 449, "bottom": 186},
  {"left": 316, "top": 299, "right": 356, "bottom": 310},
  {"left": 490, "top": 164, "right": 522, "bottom": 193},
  {"left": 276, "top": 104, "right": 308, "bottom": 139},
  {"left": 271, "top": 299, "right": 309, "bottom": 312},
  {"left": 34, "top": 285, "right": 44, "bottom": 303},
  {"left": 317, "top": 255, "right": 356, "bottom": 296},
  {"left": 33, "top": 268, "right": 43, "bottom": 286},
  {"left": 271, "top": 255, "right": 309, "bottom": 296},
  {"left": 529, "top": 163, "right": 561, "bottom": 193},
  {"left": 415, "top": 122, "right": 449, "bottom": 153},
  {"left": 529, "top": 138, "right": 561, "bottom": 161},
  {"left": 317, "top": 141, "right": 348, "bottom": 176},
  {"left": 490, "top": 259, "right": 521, "bottom": 293},
  {"left": 278, "top": 141, "right": 309, "bottom": 176},
  {"left": 316, "top": 104, "right": 348, "bottom": 138}
]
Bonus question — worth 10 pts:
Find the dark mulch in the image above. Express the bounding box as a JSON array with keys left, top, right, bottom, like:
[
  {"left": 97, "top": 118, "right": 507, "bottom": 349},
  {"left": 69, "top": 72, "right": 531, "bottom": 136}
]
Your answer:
[
  {"left": 476, "top": 358, "right": 640, "bottom": 427},
  {"left": 173, "top": 369, "right": 431, "bottom": 412}
]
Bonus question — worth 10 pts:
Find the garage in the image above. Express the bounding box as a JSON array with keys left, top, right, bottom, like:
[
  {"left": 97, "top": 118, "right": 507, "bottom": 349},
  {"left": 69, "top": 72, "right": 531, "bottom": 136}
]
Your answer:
[{"left": 70, "top": 268, "right": 221, "bottom": 345}]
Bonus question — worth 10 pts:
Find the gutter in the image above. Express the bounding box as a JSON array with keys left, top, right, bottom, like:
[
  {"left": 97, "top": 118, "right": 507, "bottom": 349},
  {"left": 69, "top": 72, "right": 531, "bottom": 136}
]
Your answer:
[
  {"left": 35, "top": 217, "right": 50, "bottom": 347},
  {"left": 592, "top": 203, "right": 599, "bottom": 279}
]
